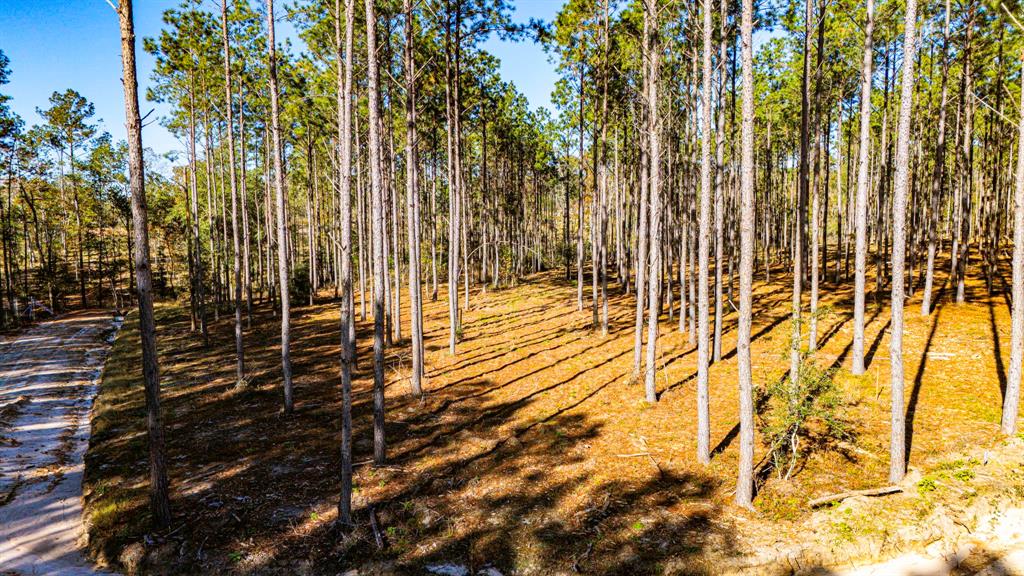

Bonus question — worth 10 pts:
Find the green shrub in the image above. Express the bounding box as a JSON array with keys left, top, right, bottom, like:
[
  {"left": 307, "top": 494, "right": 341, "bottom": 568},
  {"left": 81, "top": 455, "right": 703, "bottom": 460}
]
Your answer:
[
  {"left": 756, "top": 358, "right": 853, "bottom": 480},
  {"left": 917, "top": 477, "right": 937, "bottom": 495},
  {"left": 953, "top": 468, "right": 976, "bottom": 482}
]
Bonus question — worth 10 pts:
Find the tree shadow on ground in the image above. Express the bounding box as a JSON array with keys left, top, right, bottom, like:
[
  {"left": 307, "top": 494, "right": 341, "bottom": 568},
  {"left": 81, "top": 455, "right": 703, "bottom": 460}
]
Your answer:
[
  {"left": 86, "top": 282, "right": 736, "bottom": 575},
  {"left": 904, "top": 303, "right": 943, "bottom": 466},
  {"left": 85, "top": 258, "right": 1017, "bottom": 575},
  {"left": 987, "top": 295, "right": 1008, "bottom": 399}
]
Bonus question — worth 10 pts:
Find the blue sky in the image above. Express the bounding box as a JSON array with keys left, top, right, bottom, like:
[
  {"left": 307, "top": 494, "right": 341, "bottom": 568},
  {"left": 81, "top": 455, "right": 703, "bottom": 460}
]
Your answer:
[
  {"left": 0, "top": 0, "right": 562, "bottom": 163},
  {"left": 482, "top": 0, "right": 561, "bottom": 112}
]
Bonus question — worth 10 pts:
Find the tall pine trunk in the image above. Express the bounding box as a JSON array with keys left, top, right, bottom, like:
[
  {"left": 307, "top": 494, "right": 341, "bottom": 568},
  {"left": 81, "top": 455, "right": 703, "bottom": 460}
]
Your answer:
[
  {"left": 791, "top": 0, "right": 813, "bottom": 387},
  {"left": 366, "top": 0, "right": 387, "bottom": 464},
  {"left": 267, "top": 0, "right": 293, "bottom": 412},
  {"left": 221, "top": 0, "right": 245, "bottom": 386},
  {"left": 920, "top": 0, "right": 950, "bottom": 316},
  {"left": 405, "top": 0, "right": 424, "bottom": 396},
  {"left": 633, "top": 12, "right": 650, "bottom": 379},
  {"left": 643, "top": 1, "right": 661, "bottom": 404},
  {"left": 696, "top": 0, "right": 714, "bottom": 464},
  {"left": 736, "top": 0, "right": 756, "bottom": 507},
  {"left": 117, "top": 0, "right": 172, "bottom": 528},
  {"left": 712, "top": 0, "right": 728, "bottom": 363},
  {"left": 336, "top": 0, "right": 356, "bottom": 526},
  {"left": 1001, "top": 50, "right": 1024, "bottom": 437},
  {"left": 888, "top": 0, "right": 919, "bottom": 483},
  {"left": 851, "top": 0, "right": 875, "bottom": 375}
]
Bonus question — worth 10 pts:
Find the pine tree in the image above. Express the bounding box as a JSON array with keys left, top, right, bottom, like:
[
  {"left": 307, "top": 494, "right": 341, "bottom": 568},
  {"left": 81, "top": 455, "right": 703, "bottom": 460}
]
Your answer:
[
  {"left": 336, "top": 0, "right": 356, "bottom": 527},
  {"left": 221, "top": 0, "right": 245, "bottom": 386},
  {"left": 888, "top": 0, "right": 919, "bottom": 484},
  {"left": 266, "top": 0, "right": 294, "bottom": 413},
  {"left": 851, "top": 0, "right": 874, "bottom": 376},
  {"left": 696, "top": 0, "right": 714, "bottom": 465},
  {"left": 405, "top": 0, "right": 425, "bottom": 396},
  {"left": 365, "top": 0, "right": 387, "bottom": 464},
  {"left": 735, "top": 0, "right": 756, "bottom": 509},
  {"left": 1003, "top": 46, "right": 1024, "bottom": 437},
  {"left": 116, "top": 0, "right": 172, "bottom": 528}
]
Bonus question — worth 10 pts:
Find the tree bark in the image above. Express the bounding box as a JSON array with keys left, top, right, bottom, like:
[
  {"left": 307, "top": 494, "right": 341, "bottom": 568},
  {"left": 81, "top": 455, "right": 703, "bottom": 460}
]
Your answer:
[
  {"left": 696, "top": 0, "right": 714, "bottom": 464},
  {"left": 117, "top": 0, "right": 172, "bottom": 528},
  {"left": 851, "top": 0, "right": 875, "bottom": 375},
  {"left": 266, "top": 0, "right": 293, "bottom": 413},
  {"left": 221, "top": 0, "right": 245, "bottom": 386},
  {"left": 633, "top": 11, "right": 650, "bottom": 379},
  {"left": 405, "top": 0, "right": 424, "bottom": 396},
  {"left": 1001, "top": 50, "right": 1024, "bottom": 437},
  {"left": 712, "top": 0, "right": 728, "bottom": 363},
  {"left": 643, "top": 0, "right": 661, "bottom": 404},
  {"left": 888, "top": 0, "right": 919, "bottom": 484},
  {"left": 920, "top": 0, "right": 951, "bottom": 317},
  {"left": 736, "top": 0, "right": 755, "bottom": 507},
  {"left": 366, "top": 0, "right": 387, "bottom": 464},
  {"left": 336, "top": 0, "right": 356, "bottom": 526},
  {"left": 791, "top": 0, "right": 813, "bottom": 387}
]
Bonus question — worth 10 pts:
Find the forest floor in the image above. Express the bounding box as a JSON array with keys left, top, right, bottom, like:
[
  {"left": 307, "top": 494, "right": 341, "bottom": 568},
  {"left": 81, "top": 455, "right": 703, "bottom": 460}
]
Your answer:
[{"left": 84, "top": 258, "right": 1024, "bottom": 575}]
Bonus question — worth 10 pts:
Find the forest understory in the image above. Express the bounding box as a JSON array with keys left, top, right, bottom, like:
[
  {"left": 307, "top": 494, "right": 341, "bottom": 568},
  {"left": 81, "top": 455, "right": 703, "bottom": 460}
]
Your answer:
[{"left": 84, "top": 252, "right": 1024, "bottom": 575}]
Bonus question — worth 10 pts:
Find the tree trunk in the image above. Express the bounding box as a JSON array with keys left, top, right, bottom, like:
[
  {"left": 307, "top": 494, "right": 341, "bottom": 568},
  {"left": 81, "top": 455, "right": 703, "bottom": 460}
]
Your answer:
[
  {"left": 633, "top": 14, "right": 650, "bottom": 379},
  {"left": 577, "top": 63, "right": 585, "bottom": 313},
  {"left": 712, "top": 0, "right": 728, "bottom": 363},
  {"left": 696, "top": 0, "right": 714, "bottom": 465},
  {"left": 221, "top": 0, "right": 245, "bottom": 386},
  {"left": 405, "top": 0, "right": 424, "bottom": 396},
  {"left": 239, "top": 82, "right": 253, "bottom": 328},
  {"left": 888, "top": 0, "right": 919, "bottom": 484},
  {"left": 336, "top": 0, "right": 356, "bottom": 526},
  {"left": 1003, "top": 50, "right": 1024, "bottom": 437},
  {"left": 791, "top": 0, "right": 813, "bottom": 387},
  {"left": 366, "top": 0, "right": 387, "bottom": 464},
  {"left": 266, "top": 0, "right": 293, "bottom": 412},
  {"left": 851, "top": 0, "right": 875, "bottom": 375},
  {"left": 920, "top": 0, "right": 951, "bottom": 316},
  {"left": 643, "top": 1, "right": 661, "bottom": 404},
  {"left": 116, "top": 0, "right": 172, "bottom": 528},
  {"left": 736, "top": 0, "right": 755, "bottom": 507}
]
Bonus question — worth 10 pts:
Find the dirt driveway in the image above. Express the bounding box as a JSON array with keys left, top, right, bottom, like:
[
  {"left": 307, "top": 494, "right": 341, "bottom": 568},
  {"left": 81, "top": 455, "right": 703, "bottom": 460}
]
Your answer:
[{"left": 0, "top": 310, "right": 120, "bottom": 575}]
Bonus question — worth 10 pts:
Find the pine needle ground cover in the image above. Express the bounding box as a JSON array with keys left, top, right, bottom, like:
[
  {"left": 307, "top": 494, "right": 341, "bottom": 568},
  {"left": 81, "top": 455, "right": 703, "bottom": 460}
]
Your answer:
[{"left": 84, "top": 263, "right": 1021, "bottom": 575}]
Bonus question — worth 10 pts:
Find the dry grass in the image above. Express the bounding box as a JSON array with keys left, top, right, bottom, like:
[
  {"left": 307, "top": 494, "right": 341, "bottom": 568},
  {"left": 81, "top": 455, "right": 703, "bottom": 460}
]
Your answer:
[{"left": 83, "top": 255, "right": 1020, "bottom": 574}]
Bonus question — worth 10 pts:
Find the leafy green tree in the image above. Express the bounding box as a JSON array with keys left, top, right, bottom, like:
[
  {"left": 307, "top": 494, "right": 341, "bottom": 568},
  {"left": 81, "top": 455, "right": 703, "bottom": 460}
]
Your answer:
[{"left": 39, "top": 89, "right": 96, "bottom": 307}]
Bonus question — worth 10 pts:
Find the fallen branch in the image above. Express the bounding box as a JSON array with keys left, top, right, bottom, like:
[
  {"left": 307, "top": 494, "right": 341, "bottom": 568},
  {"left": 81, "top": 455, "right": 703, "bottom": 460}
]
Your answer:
[
  {"left": 369, "top": 506, "right": 384, "bottom": 550},
  {"left": 808, "top": 485, "right": 902, "bottom": 508},
  {"left": 637, "top": 437, "right": 663, "bottom": 477}
]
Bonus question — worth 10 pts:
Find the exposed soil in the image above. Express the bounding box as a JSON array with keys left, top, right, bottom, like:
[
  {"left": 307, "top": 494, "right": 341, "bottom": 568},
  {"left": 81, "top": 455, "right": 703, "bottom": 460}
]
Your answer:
[
  {"left": 84, "top": 260, "right": 1024, "bottom": 575},
  {"left": 0, "top": 310, "right": 120, "bottom": 575}
]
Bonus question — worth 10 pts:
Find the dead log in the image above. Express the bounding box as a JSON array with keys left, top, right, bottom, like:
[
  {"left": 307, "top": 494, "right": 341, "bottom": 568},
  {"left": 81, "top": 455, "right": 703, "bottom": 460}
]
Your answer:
[
  {"left": 369, "top": 506, "right": 384, "bottom": 549},
  {"left": 808, "top": 485, "right": 902, "bottom": 508}
]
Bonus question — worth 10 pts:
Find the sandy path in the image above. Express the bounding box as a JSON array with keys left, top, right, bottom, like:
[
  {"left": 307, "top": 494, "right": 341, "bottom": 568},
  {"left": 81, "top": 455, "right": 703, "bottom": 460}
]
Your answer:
[
  {"left": 810, "top": 508, "right": 1024, "bottom": 576},
  {"left": 832, "top": 545, "right": 1024, "bottom": 576},
  {"left": 0, "top": 311, "right": 121, "bottom": 575}
]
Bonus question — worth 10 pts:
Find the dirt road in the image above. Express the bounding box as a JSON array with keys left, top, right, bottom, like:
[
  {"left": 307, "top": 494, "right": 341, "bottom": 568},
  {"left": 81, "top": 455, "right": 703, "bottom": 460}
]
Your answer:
[{"left": 0, "top": 311, "right": 120, "bottom": 575}]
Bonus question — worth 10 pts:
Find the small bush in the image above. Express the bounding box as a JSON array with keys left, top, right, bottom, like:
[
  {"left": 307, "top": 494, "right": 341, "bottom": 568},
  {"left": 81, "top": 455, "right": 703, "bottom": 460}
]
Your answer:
[
  {"left": 832, "top": 520, "right": 855, "bottom": 543},
  {"left": 917, "top": 477, "right": 938, "bottom": 495},
  {"left": 953, "top": 468, "right": 976, "bottom": 482},
  {"left": 756, "top": 359, "right": 853, "bottom": 480}
]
